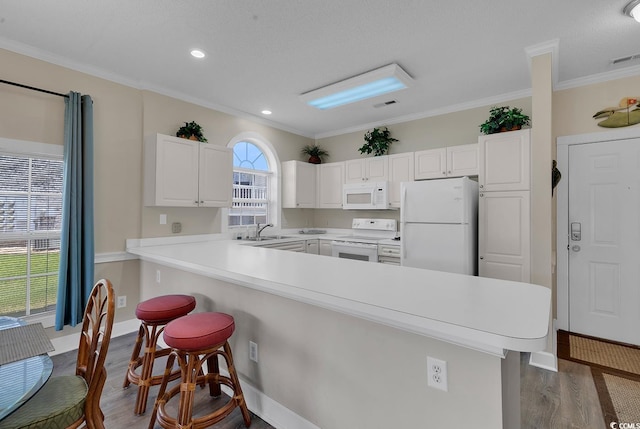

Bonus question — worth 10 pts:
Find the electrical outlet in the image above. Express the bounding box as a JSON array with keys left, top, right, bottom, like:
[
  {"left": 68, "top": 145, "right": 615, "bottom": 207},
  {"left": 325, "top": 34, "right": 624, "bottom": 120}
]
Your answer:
[
  {"left": 427, "top": 356, "right": 448, "bottom": 392},
  {"left": 171, "top": 222, "right": 182, "bottom": 233},
  {"left": 117, "top": 295, "right": 127, "bottom": 309},
  {"left": 249, "top": 341, "right": 258, "bottom": 362}
]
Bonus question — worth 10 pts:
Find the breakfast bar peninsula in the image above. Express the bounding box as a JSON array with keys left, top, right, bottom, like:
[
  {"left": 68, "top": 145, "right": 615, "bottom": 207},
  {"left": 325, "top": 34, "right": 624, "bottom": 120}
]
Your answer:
[{"left": 127, "top": 234, "right": 550, "bottom": 429}]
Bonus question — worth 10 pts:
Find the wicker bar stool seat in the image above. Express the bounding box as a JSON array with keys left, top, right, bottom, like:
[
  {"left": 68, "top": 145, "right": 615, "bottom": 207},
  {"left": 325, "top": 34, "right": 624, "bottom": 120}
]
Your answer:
[
  {"left": 123, "top": 294, "right": 196, "bottom": 415},
  {"left": 148, "top": 312, "right": 251, "bottom": 429}
]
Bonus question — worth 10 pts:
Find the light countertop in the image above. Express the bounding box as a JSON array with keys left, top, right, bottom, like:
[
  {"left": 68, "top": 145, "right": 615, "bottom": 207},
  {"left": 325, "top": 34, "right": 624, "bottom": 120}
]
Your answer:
[{"left": 127, "top": 234, "right": 550, "bottom": 357}]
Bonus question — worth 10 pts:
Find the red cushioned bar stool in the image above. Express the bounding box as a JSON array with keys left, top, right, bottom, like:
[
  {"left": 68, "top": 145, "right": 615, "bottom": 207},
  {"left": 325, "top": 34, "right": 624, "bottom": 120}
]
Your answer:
[
  {"left": 123, "top": 294, "right": 197, "bottom": 415},
  {"left": 148, "top": 312, "right": 251, "bottom": 429}
]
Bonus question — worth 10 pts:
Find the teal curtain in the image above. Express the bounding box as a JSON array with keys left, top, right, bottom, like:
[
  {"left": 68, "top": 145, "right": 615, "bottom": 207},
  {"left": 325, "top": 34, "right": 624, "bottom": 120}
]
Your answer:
[{"left": 55, "top": 92, "right": 94, "bottom": 330}]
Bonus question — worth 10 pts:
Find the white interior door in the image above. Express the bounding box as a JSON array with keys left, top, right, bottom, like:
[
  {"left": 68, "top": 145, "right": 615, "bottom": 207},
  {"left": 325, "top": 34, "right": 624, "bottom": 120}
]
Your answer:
[{"left": 568, "top": 138, "right": 640, "bottom": 344}]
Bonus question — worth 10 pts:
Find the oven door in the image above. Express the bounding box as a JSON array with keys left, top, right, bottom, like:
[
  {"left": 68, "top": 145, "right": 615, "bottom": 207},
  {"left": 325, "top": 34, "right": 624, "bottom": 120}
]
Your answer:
[{"left": 331, "top": 241, "right": 378, "bottom": 262}]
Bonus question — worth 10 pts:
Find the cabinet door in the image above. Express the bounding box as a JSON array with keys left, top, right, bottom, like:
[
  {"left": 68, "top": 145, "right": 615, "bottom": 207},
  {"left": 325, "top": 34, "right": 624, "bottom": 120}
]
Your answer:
[
  {"left": 414, "top": 148, "right": 446, "bottom": 180},
  {"left": 345, "top": 159, "right": 366, "bottom": 183},
  {"left": 447, "top": 143, "right": 478, "bottom": 177},
  {"left": 199, "top": 144, "right": 232, "bottom": 207},
  {"left": 366, "top": 156, "right": 388, "bottom": 182},
  {"left": 388, "top": 153, "right": 414, "bottom": 208},
  {"left": 145, "top": 134, "right": 199, "bottom": 206},
  {"left": 318, "top": 162, "right": 344, "bottom": 208},
  {"left": 479, "top": 129, "right": 530, "bottom": 191},
  {"left": 282, "top": 161, "right": 317, "bottom": 208},
  {"left": 319, "top": 239, "right": 333, "bottom": 256},
  {"left": 478, "top": 190, "right": 530, "bottom": 282},
  {"left": 306, "top": 239, "right": 319, "bottom": 254}
]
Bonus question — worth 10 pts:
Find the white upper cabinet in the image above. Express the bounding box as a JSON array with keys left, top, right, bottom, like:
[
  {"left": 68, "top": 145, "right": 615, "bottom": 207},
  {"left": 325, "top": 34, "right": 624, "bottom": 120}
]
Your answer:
[
  {"left": 317, "top": 162, "right": 344, "bottom": 209},
  {"left": 345, "top": 156, "right": 388, "bottom": 183},
  {"left": 282, "top": 160, "right": 317, "bottom": 208},
  {"left": 447, "top": 143, "right": 480, "bottom": 177},
  {"left": 144, "top": 134, "right": 232, "bottom": 207},
  {"left": 388, "top": 152, "right": 414, "bottom": 208},
  {"left": 478, "top": 129, "right": 530, "bottom": 191},
  {"left": 414, "top": 144, "right": 478, "bottom": 180}
]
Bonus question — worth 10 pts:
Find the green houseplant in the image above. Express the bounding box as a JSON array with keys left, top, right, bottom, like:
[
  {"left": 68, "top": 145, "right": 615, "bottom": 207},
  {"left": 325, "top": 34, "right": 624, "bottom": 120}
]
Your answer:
[
  {"left": 358, "top": 127, "right": 398, "bottom": 156},
  {"left": 301, "top": 144, "right": 329, "bottom": 164},
  {"left": 176, "top": 121, "right": 208, "bottom": 142},
  {"left": 479, "top": 106, "right": 530, "bottom": 135}
]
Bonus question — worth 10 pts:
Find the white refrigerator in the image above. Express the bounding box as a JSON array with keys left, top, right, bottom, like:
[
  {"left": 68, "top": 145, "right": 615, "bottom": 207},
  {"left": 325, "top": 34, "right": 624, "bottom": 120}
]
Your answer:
[{"left": 400, "top": 177, "right": 478, "bottom": 275}]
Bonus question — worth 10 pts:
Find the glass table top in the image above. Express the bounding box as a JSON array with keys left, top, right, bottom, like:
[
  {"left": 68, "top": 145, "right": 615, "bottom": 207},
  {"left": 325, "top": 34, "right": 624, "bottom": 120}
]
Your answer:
[{"left": 0, "top": 316, "right": 54, "bottom": 420}]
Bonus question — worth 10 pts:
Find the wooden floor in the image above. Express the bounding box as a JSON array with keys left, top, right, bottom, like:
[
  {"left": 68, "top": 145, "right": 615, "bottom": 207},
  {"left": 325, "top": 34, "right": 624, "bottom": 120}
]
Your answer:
[{"left": 52, "top": 333, "right": 605, "bottom": 428}]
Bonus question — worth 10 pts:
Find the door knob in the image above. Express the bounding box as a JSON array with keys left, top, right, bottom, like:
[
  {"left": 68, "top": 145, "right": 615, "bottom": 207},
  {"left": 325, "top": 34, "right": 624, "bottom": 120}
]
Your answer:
[{"left": 572, "top": 245, "right": 581, "bottom": 252}]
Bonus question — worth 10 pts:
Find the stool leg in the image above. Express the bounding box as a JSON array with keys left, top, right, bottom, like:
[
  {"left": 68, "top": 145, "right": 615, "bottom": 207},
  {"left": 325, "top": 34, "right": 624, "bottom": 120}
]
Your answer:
[
  {"left": 147, "top": 351, "right": 176, "bottom": 429},
  {"left": 135, "top": 324, "right": 161, "bottom": 415},
  {"left": 206, "top": 353, "right": 222, "bottom": 398},
  {"left": 223, "top": 342, "right": 252, "bottom": 427},
  {"left": 123, "top": 324, "right": 145, "bottom": 388},
  {"left": 177, "top": 352, "right": 198, "bottom": 427}
]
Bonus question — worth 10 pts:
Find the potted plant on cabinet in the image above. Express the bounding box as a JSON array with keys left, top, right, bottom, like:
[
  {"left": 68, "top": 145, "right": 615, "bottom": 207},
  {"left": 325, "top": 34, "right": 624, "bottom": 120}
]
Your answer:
[
  {"left": 176, "top": 121, "right": 208, "bottom": 142},
  {"left": 479, "top": 106, "right": 530, "bottom": 135},
  {"left": 358, "top": 127, "right": 398, "bottom": 156},
  {"left": 301, "top": 144, "right": 329, "bottom": 164}
]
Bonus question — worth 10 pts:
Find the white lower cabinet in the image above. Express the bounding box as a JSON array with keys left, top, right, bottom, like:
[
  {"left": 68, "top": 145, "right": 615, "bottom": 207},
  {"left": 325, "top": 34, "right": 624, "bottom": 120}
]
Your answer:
[
  {"left": 306, "top": 239, "right": 319, "bottom": 254},
  {"left": 258, "top": 240, "right": 306, "bottom": 252},
  {"left": 319, "top": 239, "right": 333, "bottom": 256},
  {"left": 378, "top": 243, "right": 401, "bottom": 265},
  {"left": 478, "top": 190, "right": 530, "bottom": 282}
]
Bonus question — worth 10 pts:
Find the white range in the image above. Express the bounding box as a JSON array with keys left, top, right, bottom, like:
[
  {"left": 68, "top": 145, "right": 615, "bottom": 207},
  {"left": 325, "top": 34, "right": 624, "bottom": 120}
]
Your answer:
[{"left": 331, "top": 218, "right": 398, "bottom": 263}]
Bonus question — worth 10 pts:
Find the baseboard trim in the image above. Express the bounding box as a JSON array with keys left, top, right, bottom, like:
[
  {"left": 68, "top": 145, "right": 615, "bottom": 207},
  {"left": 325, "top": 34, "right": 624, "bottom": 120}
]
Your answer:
[
  {"left": 529, "top": 351, "right": 558, "bottom": 372},
  {"left": 218, "top": 369, "right": 321, "bottom": 429},
  {"left": 49, "top": 318, "right": 140, "bottom": 355}
]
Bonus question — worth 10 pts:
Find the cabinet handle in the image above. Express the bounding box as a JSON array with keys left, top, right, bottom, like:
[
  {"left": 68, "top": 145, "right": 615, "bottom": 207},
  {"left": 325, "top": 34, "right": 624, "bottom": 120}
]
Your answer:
[
  {"left": 448, "top": 170, "right": 452, "bottom": 174},
  {"left": 479, "top": 184, "right": 484, "bottom": 188},
  {"left": 480, "top": 193, "right": 484, "bottom": 197},
  {"left": 480, "top": 256, "right": 484, "bottom": 260},
  {"left": 200, "top": 201, "right": 204, "bottom": 204}
]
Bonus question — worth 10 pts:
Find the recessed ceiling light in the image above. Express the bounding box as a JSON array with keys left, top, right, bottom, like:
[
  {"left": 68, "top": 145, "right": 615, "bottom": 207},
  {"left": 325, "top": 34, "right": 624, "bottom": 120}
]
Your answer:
[
  {"left": 190, "top": 49, "right": 205, "bottom": 59},
  {"left": 261, "top": 110, "right": 272, "bottom": 115}
]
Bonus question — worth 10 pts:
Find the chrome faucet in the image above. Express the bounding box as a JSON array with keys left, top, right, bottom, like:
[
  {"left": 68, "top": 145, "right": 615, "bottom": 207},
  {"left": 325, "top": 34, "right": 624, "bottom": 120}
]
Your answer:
[{"left": 256, "top": 223, "right": 273, "bottom": 240}]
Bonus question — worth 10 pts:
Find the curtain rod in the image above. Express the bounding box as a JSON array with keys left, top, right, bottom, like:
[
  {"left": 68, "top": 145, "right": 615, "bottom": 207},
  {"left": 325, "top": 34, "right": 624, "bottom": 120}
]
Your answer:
[{"left": 0, "top": 79, "right": 69, "bottom": 98}]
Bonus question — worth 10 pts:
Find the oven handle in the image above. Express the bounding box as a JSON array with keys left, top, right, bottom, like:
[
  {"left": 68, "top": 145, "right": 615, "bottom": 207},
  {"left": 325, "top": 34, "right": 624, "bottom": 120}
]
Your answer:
[{"left": 331, "top": 241, "right": 378, "bottom": 249}]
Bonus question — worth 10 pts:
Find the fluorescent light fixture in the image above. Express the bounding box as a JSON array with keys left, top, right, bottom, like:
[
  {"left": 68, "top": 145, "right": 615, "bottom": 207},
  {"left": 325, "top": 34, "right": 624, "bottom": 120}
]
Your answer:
[
  {"left": 624, "top": 0, "right": 640, "bottom": 22},
  {"left": 300, "top": 63, "right": 412, "bottom": 110},
  {"left": 190, "top": 49, "right": 206, "bottom": 58}
]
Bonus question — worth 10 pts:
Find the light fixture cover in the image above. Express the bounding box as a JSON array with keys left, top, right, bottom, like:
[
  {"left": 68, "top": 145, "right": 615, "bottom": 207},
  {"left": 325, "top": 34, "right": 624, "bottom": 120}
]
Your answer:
[
  {"left": 624, "top": 0, "right": 640, "bottom": 22},
  {"left": 300, "top": 64, "right": 413, "bottom": 110}
]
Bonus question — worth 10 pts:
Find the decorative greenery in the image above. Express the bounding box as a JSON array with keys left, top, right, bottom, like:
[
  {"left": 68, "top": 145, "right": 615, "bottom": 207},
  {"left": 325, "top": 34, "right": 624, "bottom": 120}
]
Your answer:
[
  {"left": 301, "top": 144, "right": 329, "bottom": 164},
  {"left": 176, "top": 121, "right": 207, "bottom": 142},
  {"left": 358, "top": 127, "right": 398, "bottom": 156},
  {"left": 479, "top": 106, "right": 531, "bottom": 135}
]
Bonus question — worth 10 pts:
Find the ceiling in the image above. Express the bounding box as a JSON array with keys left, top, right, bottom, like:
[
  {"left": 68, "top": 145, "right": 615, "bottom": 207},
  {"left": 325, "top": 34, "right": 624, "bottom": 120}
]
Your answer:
[{"left": 1, "top": 0, "right": 639, "bottom": 138}]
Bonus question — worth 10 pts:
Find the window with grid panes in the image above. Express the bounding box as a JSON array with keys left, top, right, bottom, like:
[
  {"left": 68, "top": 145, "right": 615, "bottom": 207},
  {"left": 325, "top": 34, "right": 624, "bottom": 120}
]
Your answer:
[
  {"left": 0, "top": 149, "right": 63, "bottom": 318},
  {"left": 229, "top": 141, "right": 271, "bottom": 227}
]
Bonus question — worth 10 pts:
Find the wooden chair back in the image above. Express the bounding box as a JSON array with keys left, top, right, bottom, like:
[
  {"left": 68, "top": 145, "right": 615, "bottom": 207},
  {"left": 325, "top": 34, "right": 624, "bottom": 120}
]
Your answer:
[{"left": 75, "top": 278, "right": 115, "bottom": 429}]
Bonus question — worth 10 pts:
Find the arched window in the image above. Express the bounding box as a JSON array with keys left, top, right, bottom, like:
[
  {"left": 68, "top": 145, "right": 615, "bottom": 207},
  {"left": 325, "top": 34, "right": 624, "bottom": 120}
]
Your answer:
[{"left": 229, "top": 141, "right": 272, "bottom": 227}]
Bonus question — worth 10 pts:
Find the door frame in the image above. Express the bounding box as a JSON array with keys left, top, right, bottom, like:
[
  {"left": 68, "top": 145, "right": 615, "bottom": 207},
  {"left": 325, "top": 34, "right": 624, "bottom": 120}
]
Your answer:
[{"left": 556, "top": 127, "right": 640, "bottom": 332}]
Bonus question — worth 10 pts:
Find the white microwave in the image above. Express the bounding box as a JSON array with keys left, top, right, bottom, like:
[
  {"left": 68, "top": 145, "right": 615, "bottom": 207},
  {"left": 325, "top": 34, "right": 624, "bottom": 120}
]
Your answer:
[{"left": 342, "top": 182, "right": 389, "bottom": 210}]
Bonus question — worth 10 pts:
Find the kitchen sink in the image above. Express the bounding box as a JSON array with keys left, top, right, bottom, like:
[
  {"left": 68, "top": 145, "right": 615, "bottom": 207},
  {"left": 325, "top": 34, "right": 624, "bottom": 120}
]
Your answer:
[{"left": 244, "top": 235, "right": 292, "bottom": 241}]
